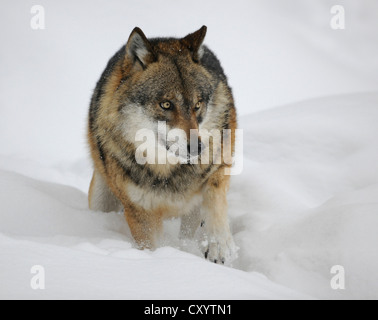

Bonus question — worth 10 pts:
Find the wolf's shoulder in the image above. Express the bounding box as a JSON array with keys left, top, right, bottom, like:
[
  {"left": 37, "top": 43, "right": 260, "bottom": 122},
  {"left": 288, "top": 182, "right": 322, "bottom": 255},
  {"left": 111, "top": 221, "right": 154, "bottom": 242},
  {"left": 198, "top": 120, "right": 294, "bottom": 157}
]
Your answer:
[{"left": 200, "top": 45, "right": 227, "bottom": 82}]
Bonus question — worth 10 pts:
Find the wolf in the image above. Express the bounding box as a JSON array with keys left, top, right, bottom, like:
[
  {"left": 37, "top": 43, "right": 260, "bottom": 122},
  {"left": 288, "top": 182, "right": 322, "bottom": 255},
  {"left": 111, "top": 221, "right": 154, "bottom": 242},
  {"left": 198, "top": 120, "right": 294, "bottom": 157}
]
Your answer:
[{"left": 87, "top": 26, "right": 237, "bottom": 264}]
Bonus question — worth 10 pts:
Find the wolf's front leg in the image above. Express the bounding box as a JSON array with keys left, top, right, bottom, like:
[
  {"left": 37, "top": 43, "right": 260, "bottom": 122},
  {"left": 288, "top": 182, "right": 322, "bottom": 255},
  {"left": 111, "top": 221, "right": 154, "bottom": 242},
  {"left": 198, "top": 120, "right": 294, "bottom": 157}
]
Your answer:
[
  {"left": 202, "top": 170, "right": 237, "bottom": 264},
  {"left": 123, "top": 204, "right": 163, "bottom": 250}
]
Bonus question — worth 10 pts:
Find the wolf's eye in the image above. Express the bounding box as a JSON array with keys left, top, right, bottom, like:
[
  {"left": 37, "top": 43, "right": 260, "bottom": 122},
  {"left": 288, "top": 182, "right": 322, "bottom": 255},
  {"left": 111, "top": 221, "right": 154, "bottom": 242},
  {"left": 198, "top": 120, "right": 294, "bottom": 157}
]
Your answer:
[
  {"left": 195, "top": 101, "right": 203, "bottom": 110},
  {"left": 160, "top": 101, "right": 172, "bottom": 110}
]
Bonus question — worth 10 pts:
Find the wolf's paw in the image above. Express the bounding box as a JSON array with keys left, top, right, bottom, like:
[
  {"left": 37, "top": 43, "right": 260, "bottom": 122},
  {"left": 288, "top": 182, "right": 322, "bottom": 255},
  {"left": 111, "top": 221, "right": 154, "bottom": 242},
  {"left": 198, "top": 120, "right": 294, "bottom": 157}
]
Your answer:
[{"left": 201, "top": 234, "right": 237, "bottom": 265}]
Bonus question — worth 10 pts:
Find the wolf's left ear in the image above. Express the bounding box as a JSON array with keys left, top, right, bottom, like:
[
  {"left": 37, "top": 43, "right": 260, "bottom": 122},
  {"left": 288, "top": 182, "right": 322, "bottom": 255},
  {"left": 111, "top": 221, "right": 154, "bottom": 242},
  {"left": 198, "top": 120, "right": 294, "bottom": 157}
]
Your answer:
[
  {"left": 125, "top": 27, "right": 155, "bottom": 69},
  {"left": 182, "top": 26, "right": 207, "bottom": 63}
]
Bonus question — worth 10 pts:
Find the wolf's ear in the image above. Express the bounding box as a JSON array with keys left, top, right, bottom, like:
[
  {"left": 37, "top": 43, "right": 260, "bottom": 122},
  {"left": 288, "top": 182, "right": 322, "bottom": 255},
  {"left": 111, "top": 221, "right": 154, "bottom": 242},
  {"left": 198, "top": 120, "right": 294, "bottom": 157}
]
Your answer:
[
  {"left": 182, "top": 26, "right": 207, "bottom": 63},
  {"left": 125, "top": 27, "right": 155, "bottom": 69}
]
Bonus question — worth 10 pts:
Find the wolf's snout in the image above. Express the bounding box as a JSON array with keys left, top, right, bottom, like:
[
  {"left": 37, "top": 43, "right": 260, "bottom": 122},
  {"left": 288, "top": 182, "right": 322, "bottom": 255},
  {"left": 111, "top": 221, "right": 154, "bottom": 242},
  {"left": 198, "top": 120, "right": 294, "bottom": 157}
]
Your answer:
[{"left": 188, "top": 138, "right": 204, "bottom": 158}]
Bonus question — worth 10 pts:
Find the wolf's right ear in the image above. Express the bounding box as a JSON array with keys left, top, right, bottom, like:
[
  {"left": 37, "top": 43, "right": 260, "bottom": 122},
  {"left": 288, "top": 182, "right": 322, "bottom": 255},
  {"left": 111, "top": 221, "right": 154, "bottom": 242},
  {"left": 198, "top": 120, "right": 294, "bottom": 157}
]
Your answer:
[{"left": 125, "top": 27, "right": 155, "bottom": 69}]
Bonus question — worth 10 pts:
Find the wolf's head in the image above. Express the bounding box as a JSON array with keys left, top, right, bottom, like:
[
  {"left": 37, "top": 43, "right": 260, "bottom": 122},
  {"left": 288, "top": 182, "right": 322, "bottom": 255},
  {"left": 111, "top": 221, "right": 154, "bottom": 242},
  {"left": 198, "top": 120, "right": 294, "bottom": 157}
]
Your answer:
[{"left": 113, "top": 26, "right": 229, "bottom": 165}]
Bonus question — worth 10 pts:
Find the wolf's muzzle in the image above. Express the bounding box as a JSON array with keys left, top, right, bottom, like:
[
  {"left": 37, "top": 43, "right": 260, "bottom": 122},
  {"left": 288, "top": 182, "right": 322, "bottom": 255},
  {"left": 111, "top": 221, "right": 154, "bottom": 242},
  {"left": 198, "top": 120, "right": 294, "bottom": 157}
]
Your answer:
[{"left": 188, "top": 138, "right": 205, "bottom": 158}]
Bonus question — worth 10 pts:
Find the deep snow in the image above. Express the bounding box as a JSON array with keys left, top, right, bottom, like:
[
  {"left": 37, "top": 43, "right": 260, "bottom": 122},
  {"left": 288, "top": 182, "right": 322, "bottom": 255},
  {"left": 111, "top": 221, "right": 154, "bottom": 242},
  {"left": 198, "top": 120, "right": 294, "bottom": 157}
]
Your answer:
[
  {"left": 0, "top": 169, "right": 306, "bottom": 300},
  {"left": 233, "top": 93, "right": 378, "bottom": 299},
  {"left": 1, "top": 0, "right": 378, "bottom": 300},
  {"left": 1, "top": 93, "right": 378, "bottom": 299}
]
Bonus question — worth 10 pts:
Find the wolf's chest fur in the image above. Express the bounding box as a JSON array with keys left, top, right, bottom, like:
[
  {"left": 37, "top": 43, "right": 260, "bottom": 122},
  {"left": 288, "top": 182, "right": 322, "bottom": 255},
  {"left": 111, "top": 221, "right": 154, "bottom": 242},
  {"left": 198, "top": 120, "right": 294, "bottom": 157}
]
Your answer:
[
  {"left": 127, "top": 181, "right": 203, "bottom": 218},
  {"left": 113, "top": 145, "right": 218, "bottom": 217}
]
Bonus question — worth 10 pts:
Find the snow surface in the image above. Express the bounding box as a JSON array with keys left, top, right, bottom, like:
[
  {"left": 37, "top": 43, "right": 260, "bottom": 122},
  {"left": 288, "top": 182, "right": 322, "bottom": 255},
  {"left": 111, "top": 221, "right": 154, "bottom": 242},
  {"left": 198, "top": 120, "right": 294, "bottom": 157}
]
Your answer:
[
  {"left": 1, "top": 0, "right": 378, "bottom": 300},
  {"left": 1, "top": 93, "right": 377, "bottom": 300}
]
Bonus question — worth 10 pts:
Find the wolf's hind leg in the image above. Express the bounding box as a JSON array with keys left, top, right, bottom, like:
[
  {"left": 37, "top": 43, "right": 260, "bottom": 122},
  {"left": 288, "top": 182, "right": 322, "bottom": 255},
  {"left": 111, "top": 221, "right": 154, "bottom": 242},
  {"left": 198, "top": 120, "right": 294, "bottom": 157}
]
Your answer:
[{"left": 88, "top": 170, "right": 123, "bottom": 212}]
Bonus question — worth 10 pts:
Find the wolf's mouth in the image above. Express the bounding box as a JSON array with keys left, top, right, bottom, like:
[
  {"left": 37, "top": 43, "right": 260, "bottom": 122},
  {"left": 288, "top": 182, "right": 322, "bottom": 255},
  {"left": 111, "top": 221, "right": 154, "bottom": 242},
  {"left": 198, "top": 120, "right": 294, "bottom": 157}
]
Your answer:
[{"left": 157, "top": 138, "right": 203, "bottom": 164}]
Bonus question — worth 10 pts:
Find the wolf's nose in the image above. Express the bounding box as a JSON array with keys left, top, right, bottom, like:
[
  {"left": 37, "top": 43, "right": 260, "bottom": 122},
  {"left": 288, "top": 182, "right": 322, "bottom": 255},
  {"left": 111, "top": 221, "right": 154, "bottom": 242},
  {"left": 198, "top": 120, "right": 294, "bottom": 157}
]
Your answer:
[{"left": 188, "top": 139, "right": 204, "bottom": 158}]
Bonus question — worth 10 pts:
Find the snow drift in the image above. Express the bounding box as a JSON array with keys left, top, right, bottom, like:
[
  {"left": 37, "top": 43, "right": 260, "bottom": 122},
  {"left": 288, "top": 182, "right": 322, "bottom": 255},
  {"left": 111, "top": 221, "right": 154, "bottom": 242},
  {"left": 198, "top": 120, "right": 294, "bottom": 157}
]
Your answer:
[{"left": 1, "top": 93, "right": 378, "bottom": 299}]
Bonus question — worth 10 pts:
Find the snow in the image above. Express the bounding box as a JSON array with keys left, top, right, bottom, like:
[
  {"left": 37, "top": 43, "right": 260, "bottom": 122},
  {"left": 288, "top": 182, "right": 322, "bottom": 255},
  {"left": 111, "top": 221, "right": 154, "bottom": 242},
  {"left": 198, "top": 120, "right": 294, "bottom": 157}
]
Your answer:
[
  {"left": 0, "top": 169, "right": 306, "bottom": 300},
  {"left": 232, "top": 93, "right": 378, "bottom": 299},
  {"left": 1, "top": 0, "right": 378, "bottom": 300}
]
